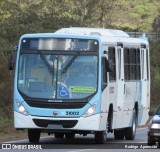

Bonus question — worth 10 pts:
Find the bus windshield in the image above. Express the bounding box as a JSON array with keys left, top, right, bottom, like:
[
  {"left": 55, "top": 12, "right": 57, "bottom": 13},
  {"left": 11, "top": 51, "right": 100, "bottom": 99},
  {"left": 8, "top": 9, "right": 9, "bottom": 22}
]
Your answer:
[{"left": 18, "top": 50, "right": 98, "bottom": 100}]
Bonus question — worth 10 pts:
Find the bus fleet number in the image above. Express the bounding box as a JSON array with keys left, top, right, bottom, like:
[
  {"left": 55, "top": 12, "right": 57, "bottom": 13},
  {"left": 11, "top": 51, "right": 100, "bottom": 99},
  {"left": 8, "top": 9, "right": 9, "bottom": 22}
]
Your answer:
[{"left": 66, "top": 111, "right": 79, "bottom": 115}]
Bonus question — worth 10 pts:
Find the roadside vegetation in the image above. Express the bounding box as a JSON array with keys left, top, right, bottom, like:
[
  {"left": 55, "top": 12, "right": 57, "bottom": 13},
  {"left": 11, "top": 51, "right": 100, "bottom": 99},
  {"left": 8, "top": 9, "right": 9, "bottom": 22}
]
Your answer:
[{"left": 0, "top": 0, "right": 160, "bottom": 137}]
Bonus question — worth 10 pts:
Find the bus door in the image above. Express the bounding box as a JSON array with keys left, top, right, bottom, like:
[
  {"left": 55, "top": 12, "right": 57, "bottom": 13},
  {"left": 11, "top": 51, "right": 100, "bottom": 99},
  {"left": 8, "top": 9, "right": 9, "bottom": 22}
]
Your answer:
[
  {"left": 115, "top": 44, "right": 124, "bottom": 128},
  {"left": 140, "top": 45, "right": 148, "bottom": 125}
]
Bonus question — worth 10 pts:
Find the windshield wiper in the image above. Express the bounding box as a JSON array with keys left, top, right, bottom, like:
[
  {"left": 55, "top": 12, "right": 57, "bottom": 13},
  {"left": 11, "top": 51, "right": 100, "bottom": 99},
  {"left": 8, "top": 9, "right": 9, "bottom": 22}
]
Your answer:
[
  {"left": 38, "top": 50, "right": 54, "bottom": 85},
  {"left": 38, "top": 50, "right": 55, "bottom": 85},
  {"left": 38, "top": 50, "right": 53, "bottom": 72},
  {"left": 62, "top": 52, "right": 80, "bottom": 73}
]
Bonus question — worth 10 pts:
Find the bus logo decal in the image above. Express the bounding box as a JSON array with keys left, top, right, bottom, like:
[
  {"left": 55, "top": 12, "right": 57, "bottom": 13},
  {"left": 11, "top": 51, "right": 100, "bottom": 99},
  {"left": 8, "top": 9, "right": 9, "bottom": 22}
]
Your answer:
[{"left": 53, "top": 111, "right": 58, "bottom": 116}]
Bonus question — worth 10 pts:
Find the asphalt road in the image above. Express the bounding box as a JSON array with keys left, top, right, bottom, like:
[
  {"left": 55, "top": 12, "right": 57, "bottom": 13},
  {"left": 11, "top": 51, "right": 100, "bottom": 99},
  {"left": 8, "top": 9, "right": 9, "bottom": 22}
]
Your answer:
[{"left": 1, "top": 127, "right": 159, "bottom": 151}]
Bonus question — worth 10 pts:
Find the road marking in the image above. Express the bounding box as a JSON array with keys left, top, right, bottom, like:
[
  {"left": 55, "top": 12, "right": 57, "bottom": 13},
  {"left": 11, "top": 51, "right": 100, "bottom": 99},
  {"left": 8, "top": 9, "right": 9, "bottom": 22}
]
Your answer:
[
  {"left": 3, "top": 136, "right": 53, "bottom": 143},
  {"left": 137, "top": 127, "right": 148, "bottom": 130},
  {"left": 3, "top": 139, "right": 28, "bottom": 143},
  {"left": 67, "top": 149, "right": 94, "bottom": 152}
]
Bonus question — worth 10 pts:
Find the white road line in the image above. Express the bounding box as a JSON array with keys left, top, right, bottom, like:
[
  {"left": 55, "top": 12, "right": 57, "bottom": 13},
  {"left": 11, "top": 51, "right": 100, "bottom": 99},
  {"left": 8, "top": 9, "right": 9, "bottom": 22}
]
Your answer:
[
  {"left": 137, "top": 127, "right": 148, "bottom": 130},
  {"left": 3, "top": 139, "right": 28, "bottom": 143},
  {"left": 67, "top": 149, "right": 94, "bottom": 152},
  {"left": 3, "top": 136, "right": 53, "bottom": 143}
]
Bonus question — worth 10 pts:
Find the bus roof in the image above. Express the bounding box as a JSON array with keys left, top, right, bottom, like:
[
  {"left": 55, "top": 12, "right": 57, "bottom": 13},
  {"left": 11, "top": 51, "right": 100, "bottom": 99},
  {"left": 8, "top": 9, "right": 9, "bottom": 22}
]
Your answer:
[
  {"left": 55, "top": 27, "right": 149, "bottom": 46},
  {"left": 20, "top": 27, "right": 149, "bottom": 46},
  {"left": 55, "top": 27, "right": 130, "bottom": 37}
]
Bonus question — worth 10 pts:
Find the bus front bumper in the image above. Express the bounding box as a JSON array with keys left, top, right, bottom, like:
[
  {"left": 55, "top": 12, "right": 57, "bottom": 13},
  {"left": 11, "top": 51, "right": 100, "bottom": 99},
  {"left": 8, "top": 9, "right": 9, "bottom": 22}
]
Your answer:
[{"left": 14, "top": 111, "right": 103, "bottom": 131}]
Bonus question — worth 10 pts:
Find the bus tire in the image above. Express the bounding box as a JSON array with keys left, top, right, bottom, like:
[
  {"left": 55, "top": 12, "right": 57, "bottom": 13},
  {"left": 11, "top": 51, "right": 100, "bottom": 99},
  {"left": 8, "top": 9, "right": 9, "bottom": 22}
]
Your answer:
[
  {"left": 107, "top": 108, "right": 113, "bottom": 133},
  {"left": 54, "top": 132, "right": 64, "bottom": 138},
  {"left": 95, "top": 131, "right": 107, "bottom": 144},
  {"left": 28, "top": 129, "right": 40, "bottom": 143},
  {"left": 124, "top": 111, "right": 137, "bottom": 140},
  {"left": 65, "top": 132, "right": 75, "bottom": 139},
  {"left": 147, "top": 138, "right": 155, "bottom": 146},
  {"left": 114, "top": 130, "right": 124, "bottom": 140}
]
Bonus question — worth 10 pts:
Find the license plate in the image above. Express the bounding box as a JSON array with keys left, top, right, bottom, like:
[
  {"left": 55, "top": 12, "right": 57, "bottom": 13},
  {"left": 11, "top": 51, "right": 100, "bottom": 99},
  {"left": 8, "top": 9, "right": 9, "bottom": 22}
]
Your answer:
[{"left": 47, "top": 124, "right": 63, "bottom": 129}]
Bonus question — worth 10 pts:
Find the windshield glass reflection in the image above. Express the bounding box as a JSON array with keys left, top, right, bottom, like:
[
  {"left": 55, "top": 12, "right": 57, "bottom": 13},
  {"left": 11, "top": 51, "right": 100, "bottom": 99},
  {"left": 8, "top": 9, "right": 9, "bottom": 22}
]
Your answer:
[{"left": 18, "top": 54, "right": 97, "bottom": 100}]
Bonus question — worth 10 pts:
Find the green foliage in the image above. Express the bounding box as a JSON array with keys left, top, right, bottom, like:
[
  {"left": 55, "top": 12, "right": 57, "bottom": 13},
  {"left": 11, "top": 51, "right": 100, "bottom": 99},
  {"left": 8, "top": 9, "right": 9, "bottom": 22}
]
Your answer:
[
  {"left": 129, "top": 0, "right": 159, "bottom": 31},
  {"left": 150, "top": 39, "right": 160, "bottom": 106},
  {"left": 0, "top": 105, "right": 14, "bottom": 134}
]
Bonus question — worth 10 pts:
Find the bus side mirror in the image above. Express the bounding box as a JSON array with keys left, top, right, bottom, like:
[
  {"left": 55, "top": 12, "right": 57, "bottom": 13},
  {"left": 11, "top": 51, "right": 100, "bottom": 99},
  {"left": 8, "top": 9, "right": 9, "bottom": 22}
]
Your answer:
[
  {"left": 107, "top": 59, "right": 113, "bottom": 72},
  {"left": 8, "top": 54, "right": 14, "bottom": 70},
  {"left": 8, "top": 46, "right": 18, "bottom": 70}
]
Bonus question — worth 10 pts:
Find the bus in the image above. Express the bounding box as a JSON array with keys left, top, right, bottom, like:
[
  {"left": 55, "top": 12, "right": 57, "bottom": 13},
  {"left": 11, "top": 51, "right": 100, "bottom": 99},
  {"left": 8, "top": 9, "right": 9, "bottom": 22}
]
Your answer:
[{"left": 9, "top": 27, "right": 150, "bottom": 144}]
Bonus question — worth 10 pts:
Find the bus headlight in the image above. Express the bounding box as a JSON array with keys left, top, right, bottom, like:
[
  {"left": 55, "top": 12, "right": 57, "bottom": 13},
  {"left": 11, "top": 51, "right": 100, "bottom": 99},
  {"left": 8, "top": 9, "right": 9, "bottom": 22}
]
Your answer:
[
  {"left": 16, "top": 102, "right": 29, "bottom": 115},
  {"left": 83, "top": 104, "right": 97, "bottom": 117}
]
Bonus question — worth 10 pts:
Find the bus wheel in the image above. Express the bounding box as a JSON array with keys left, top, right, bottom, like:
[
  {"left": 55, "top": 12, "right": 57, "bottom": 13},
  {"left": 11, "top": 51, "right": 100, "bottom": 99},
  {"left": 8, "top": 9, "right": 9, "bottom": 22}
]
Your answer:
[
  {"left": 28, "top": 129, "right": 40, "bottom": 143},
  {"left": 107, "top": 109, "right": 113, "bottom": 133},
  {"left": 54, "top": 132, "right": 64, "bottom": 138},
  {"left": 124, "top": 112, "right": 137, "bottom": 140},
  {"left": 147, "top": 138, "right": 155, "bottom": 146},
  {"left": 65, "top": 132, "right": 75, "bottom": 139},
  {"left": 95, "top": 131, "right": 107, "bottom": 144},
  {"left": 114, "top": 130, "right": 124, "bottom": 140}
]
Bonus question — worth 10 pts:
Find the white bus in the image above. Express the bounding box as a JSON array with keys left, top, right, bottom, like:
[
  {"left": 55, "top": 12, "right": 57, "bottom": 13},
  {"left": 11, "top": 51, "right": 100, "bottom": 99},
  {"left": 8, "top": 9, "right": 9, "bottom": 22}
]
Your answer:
[{"left": 9, "top": 27, "right": 150, "bottom": 144}]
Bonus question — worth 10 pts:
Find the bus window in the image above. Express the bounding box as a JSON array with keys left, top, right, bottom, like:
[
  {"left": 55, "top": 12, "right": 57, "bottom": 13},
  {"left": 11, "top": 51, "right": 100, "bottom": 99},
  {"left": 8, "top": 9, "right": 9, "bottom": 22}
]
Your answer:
[
  {"left": 102, "top": 57, "right": 107, "bottom": 83},
  {"left": 130, "top": 48, "right": 136, "bottom": 80},
  {"left": 102, "top": 57, "right": 107, "bottom": 90},
  {"left": 146, "top": 49, "right": 149, "bottom": 80},
  {"left": 141, "top": 49, "right": 144, "bottom": 79},
  {"left": 108, "top": 47, "right": 116, "bottom": 81},
  {"left": 124, "top": 48, "right": 141, "bottom": 81},
  {"left": 118, "top": 48, "right": 121, "bottom": 80},
  {"left": 124, "top": 48, "right": 130, "bottom": 80},
  {"left": 136, "top": 49, "right": 141, "bottom": 80}
]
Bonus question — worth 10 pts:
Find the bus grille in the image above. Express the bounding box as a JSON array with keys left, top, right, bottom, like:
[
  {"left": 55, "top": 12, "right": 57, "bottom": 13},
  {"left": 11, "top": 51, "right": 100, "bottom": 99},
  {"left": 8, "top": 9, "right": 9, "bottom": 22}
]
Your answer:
[
  {"left": 33, "top": 119, "right": 78, "bottom": 128},
  {"left": 26, "top": 101, "right": 86, "bottom": 109}
]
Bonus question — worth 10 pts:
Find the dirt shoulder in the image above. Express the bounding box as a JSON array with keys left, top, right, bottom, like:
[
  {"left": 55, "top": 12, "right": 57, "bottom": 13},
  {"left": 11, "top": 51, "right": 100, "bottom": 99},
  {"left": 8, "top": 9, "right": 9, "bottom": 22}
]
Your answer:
[
  {"left": 0, "top": 131, "right": 27, "bottom": 142},
  {"left": 0, "top": 131, "right": 49, "bottom": 142}
]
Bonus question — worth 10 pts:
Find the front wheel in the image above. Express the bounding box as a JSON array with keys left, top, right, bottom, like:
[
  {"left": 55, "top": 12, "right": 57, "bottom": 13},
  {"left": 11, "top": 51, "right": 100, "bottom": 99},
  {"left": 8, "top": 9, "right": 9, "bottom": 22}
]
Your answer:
[
  {"left": 28, "top": 129, "right": 40, "bottom": 143},
  {"left": 95, "top": 131, "right": 107, "bottom": 144},
  {"left": 124, "top": 111, "right": 137, "bottom": 140},
  {"left": 148, "top": 138, "right": 155, "bottom": 146}
]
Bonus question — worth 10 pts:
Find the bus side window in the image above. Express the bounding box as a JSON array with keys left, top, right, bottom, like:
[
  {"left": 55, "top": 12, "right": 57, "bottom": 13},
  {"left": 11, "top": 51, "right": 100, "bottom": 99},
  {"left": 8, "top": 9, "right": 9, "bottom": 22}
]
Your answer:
[
  {"left": 102, "top": 57, "right": 107, "bottom": 90},
  {"left": 136, "top": 48, "right": 141, "bottom": 80},
  {"left": 108, "top": 47, "right": 116, "bottom": 81},
  {"left": 124, "top": 48, "right": 141, "bottom": 81}
]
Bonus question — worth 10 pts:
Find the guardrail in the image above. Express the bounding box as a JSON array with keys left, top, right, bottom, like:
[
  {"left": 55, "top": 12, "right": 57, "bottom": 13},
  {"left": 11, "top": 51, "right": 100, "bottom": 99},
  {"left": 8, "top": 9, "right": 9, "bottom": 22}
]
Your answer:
[{"left": 127, "top": 32, "right": 159, "bottom": 41}]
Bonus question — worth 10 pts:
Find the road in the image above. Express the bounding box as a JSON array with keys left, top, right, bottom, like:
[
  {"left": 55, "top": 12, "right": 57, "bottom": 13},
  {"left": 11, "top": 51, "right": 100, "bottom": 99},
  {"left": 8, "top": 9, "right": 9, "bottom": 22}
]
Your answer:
[{"left": 1, "top": 127, "right": 159, "bottom": 151}]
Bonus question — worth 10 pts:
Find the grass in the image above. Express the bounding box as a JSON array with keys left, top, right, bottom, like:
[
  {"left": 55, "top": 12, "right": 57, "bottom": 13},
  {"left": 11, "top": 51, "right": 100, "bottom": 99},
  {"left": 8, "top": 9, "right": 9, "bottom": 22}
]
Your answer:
[
  {"left": 0, "top": 107, "right": 27, "bottom": 141},
  {"left": 0, "top": 106, "right": 25, "bottom": 138}
]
